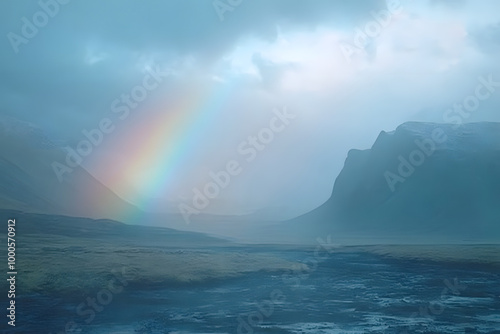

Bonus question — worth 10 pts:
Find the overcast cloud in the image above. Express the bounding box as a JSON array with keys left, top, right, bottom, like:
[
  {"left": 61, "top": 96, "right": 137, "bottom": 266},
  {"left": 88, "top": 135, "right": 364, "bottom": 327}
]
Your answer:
[{"left": 1, "top": 0, "right": 499, "bottom": 218}]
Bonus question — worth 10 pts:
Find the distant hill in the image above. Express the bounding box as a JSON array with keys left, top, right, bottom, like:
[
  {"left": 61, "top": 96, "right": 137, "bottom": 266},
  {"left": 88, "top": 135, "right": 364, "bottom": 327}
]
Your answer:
[
  {"left": 0, "top": 117, "right": 140, "bottom": 221},
  {"left": 286, "top": 122, "right": 500, "bottom": 244},
  {"left": 0, "top": 209, "right": 227, "bottom": 247}
]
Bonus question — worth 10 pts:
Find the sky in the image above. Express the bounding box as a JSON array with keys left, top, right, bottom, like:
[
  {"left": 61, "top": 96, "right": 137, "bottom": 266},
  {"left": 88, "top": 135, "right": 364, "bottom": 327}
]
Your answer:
[{"left": 1, "top": 0, "right": 500, "bottom": 219}]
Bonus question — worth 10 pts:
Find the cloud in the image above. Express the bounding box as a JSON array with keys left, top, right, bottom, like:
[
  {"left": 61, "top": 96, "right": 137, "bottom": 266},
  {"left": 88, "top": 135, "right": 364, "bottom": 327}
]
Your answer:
[
  {"left": 429, "top": 0, "right": 466, "bottom": 8},
  {"left": 0, "top": 0, "right": 386, "bottom": 137},
  {"left": 469, "top": 21, "right": 500, "bottom": 54},
  {"left": 0, "top": 0, "right": 500, "bottom": 218}
]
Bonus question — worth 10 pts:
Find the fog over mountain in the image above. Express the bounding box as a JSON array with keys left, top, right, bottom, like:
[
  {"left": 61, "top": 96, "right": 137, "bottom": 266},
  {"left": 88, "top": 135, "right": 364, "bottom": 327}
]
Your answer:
[
  {"left": 2, "top": 118, "right": 500, "bottom": 244},
  {"left": 286, "top": 122, "right": 500, "bottom": 244},
  {"left": 0, "top": 116, "right": 140, "bottom": 220},
  {"left": 2, "top": 0, "right": 500, "bottom": 219},
  {"left": 2, "top": 1, "right": 500, "bottom": 332}
]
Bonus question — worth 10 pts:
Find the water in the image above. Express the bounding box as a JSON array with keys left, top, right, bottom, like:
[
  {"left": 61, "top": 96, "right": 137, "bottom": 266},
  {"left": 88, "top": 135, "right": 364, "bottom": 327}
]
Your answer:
[{"left": 15, "top": 249, "right": 500, "bottom": 334}]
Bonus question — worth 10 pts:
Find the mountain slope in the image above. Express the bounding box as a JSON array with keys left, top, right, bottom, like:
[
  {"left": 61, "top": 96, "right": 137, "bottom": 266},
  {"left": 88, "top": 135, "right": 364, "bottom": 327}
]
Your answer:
[
  {"left": 0, "top": 118, "right": 141, "bottom": 221},
  {"left": 288, "top": 122, "right": 500, "bottom": 244}
]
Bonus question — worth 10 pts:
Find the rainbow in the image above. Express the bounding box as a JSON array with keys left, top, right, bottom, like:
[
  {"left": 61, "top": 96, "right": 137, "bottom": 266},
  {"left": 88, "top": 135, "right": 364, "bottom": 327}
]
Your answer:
[{"left": 89, "top": 80, "right": 237, "bottom": 217}]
